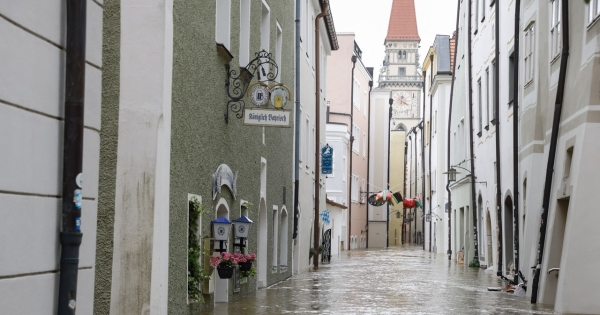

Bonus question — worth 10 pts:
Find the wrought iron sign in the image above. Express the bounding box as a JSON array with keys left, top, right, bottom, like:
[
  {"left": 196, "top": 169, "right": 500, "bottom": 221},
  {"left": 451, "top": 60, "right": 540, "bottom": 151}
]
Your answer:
[{"left": 224, "top": 50, "right": 291, "bottom": 123}]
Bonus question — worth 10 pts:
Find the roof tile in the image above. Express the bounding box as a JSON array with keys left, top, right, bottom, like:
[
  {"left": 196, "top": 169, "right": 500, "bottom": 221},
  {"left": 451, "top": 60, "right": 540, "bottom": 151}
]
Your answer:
[{"left": 385, "top": 0, "right": 420, "bottom": 42}]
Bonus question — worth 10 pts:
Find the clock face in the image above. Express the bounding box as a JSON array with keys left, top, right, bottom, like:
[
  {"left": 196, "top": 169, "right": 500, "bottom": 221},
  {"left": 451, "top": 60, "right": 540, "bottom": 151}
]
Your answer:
[
  {"left": 217, "top": 226, "right": 226, "bottom": 236},
  {"left": 238, "top": 225, "right": 245, "bottom": 234},
  {"left": 392, "top": 91, "right": 418, "bottom": 118}
]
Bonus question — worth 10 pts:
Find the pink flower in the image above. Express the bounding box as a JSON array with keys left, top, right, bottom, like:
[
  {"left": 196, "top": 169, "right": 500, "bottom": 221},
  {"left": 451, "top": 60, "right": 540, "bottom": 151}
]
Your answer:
[{"left": 209, "top": 256, "right": 220, "bottom": 267}]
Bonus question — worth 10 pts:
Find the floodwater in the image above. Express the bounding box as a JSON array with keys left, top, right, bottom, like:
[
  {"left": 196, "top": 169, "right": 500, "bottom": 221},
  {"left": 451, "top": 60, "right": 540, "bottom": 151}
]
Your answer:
[{"left": 203, "top": 246, "right": 556, "bottom": 315}]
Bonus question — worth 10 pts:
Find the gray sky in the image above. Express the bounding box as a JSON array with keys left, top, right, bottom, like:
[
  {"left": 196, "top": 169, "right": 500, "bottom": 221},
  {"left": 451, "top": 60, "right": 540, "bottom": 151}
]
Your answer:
[{"left": 329, "top": 0, "right": 457, "bottom": 83}]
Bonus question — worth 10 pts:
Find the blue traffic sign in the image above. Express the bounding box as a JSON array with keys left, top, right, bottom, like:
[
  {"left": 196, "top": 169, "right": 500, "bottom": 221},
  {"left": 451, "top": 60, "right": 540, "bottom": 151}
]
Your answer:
[{"left": 321, "top": 144, "right": 333, "bottom": 175}]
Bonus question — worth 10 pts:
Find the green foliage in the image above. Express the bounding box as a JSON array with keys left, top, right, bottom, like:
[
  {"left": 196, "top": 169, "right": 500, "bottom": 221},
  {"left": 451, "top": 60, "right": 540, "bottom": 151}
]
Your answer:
[
  {"left": 468, "top": 258, "right": 481, "bottom": 268},
  {"left": 241, "top": 267, "right": 257, "bottom": 278},
  {"left": 188, "top": 197, "right": 211, "bottom": 303}
]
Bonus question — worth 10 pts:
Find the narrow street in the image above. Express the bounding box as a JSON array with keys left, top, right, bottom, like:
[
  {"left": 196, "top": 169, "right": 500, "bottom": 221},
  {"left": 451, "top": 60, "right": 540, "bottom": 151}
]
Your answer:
[{"left": 203, "top": 246, "right": 555, "bottom": 315}]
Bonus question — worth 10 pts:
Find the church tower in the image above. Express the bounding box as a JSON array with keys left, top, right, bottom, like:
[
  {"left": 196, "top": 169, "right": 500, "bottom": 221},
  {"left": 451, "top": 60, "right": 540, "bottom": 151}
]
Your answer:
[{"left": 379, "top": 0, "right": 422, "bottom": 129}]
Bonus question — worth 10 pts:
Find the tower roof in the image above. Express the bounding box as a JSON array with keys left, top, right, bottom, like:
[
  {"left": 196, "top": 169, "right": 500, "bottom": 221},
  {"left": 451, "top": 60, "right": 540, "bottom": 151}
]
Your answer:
[{"left": 385, "top": 0, "right": 420, "bottom": 42}]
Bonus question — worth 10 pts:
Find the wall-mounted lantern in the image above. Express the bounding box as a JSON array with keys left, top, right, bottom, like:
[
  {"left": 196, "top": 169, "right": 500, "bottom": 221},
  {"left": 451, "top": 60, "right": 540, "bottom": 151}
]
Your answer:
[
  {"left": 233, "top": 215, "right": 253, "bottom": 248},
  {"left": 443, "top": 168, "right": 458, "bottom": 182},
  {"left": 211, "top": 216, "right": 232, "bottom": 253}
]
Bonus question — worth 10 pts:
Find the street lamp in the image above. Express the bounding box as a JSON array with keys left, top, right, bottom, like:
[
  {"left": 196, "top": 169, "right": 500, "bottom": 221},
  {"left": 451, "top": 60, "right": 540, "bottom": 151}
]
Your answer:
[
  {"left": 233, "top": 215, "right": 253, "bottom": 249},
  {"left": 386, "top": 97, "right": 393, "bottom": 248},
  {"left": 211, "top": 216, "right": 232, "bottom": 253}
]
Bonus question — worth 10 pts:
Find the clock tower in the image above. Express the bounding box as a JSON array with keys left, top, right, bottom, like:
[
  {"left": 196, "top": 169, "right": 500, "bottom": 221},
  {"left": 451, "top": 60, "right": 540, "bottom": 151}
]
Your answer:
[{"left": 379, "top": 0, "right": 422, "bottom": 130}]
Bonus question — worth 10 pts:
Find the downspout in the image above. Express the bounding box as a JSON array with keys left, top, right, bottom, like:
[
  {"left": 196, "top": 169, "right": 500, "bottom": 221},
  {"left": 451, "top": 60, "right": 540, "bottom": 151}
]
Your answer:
[
  {"left": 347, "top": 55, "right": 357, "bottom": 249},
  {"left": 420, "top": 120, "right": 425, "bottom": 250},
  {"left": 494, "top": 0, "right": 503, "bottom": 277},
  {"left": 414, "top": 126, "right": 418, "bottom": 243},
  {"left": 58, "top": 0, "right": 86, "bottom": 313},
  {"left": 403, "top": 140, "right": 408, "bottom": 244},
  {"left": 447, "top": 0, "right": 461, "bottom": 260},
  {"left": 387, "top": 97, "right": 392, "bottom": 247},
  {"left": 467, "top": 0, "right": 480, "bottom": 265},
  {"left": 512, "top": 0, "right": 521, "bottom": 285},
  {"left": 427, "top": 55, "right": 433, "bottom": 252},
  {"left": 531, "top": 0, "right": 569, "bottom": 304},
  {"left": 366, "top": 80, "right": 373, "bottom": 248},
  {"left": 423, "top": 67, "right": 428, "bottom": 249},
  {"left": 408, "top": 131, "right": 412, "bottom": 243},
  {"left": 293, "top": 0, "right": 301, "bottom": 240},
  {"left": 313, "top": 2, "right": 329, "bottom": 269}
]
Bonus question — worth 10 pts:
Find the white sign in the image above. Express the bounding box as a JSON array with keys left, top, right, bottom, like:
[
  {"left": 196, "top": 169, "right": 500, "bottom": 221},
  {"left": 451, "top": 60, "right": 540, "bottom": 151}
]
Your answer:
[{"left": 243, "top": 108, "right": 291, "bottom": 127}]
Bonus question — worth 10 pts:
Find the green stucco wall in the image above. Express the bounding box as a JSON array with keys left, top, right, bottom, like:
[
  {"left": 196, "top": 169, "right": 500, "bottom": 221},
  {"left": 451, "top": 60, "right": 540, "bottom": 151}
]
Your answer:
[
  {"left": 169, "top": 0, "right": 296, "bottom": 313},
  {"left": 93, "top": 0, "right": 120, "bottom": 314}
]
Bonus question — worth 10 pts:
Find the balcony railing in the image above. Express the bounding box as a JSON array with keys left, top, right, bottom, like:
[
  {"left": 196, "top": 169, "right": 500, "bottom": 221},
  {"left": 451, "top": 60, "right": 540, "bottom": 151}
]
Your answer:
[{"left": 379, "top": 75, "right": 422, "bottom": 83}]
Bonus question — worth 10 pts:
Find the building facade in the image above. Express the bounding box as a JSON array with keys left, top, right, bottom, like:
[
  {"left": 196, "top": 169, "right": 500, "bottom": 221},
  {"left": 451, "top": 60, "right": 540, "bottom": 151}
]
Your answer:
[
  {"left": 0, "top": 1, "right": 103, "bottom": 314},
  {"left": 326, "top": 34, "right": 372, "bottom": 250}
]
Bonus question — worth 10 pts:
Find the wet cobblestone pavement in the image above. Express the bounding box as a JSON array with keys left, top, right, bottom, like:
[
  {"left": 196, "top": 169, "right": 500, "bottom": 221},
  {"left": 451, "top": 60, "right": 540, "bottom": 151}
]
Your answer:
[{"left": 202, "top": 246, "right": 556, "bottom": 315}]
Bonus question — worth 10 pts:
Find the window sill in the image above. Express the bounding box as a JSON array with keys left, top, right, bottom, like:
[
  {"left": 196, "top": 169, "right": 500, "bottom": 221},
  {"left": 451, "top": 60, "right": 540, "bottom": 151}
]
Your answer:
[
  {"left": 477, "top": 131, "right": 482, "bottom": 138},
  {"left": 484, "top": 125, "right": 489, "bottom": 131},
  {"left": 474, "top": 29, "right": 479, "bottom": 35},
  {"left": 216, "top": 43, "right": 234, "bottom": 63},
  {"left": 550, "top": 54, "right": 561, "bottom": 65},
  {"left": 481, "top": 17, "right": 485, "bottom": 23},
  {"left": 588, "top": 14, "right": 600, "bottom": 30},
  {"left": 491, "top": 119, "right": 497, "bottom": 125},
  {"left": 524, "top": 79, "right": 534, "bottom": 89}
]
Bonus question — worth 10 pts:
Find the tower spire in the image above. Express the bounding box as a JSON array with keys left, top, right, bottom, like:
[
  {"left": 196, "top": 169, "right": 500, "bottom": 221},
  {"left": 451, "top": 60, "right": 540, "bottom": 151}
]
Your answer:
[{"left": 385, "top": 0, "right": 420, "bottom": 42}]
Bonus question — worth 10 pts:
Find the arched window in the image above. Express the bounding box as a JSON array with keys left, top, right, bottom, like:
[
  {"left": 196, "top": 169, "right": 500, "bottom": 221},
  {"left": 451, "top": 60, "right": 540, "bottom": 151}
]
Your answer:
[{"left": 279, "top": 207, "right": 288, "bottom": 268}]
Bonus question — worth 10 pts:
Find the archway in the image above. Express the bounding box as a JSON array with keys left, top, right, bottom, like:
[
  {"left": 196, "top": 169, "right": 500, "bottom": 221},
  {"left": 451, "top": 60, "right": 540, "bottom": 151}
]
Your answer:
[
  {"left": 257, "top": 198, "right": 267, "bottom": 288},
  {"left": 504, "top": 195, "right": 514, "bottom": 276},
  {"left": 215, "top": 199, "right": 229, "bottom": 302},
  {"left": 279, "top": 207, "right": 288, "bottom": 268},
  {"left": 478, "top": 195, "right": 484, "bottom": 261}
]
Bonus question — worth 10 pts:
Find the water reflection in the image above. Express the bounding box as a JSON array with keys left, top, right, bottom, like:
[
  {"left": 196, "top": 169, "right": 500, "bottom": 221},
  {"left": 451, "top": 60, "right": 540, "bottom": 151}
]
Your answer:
[{"left": 203, "top": 246, "right": 555, "bottom": 315}]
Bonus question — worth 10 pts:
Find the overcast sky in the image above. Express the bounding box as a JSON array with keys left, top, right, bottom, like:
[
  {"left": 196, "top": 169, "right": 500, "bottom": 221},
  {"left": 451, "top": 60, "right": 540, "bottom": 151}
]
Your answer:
[{"left": 328, "top": 0, "right": 457, "bottom": 83}]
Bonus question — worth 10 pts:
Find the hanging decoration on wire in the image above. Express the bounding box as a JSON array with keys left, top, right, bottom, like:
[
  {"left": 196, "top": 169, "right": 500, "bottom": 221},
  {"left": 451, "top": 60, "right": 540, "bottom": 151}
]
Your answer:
[
  {"left": 224, "top": 50, "right": 292, "bottom": 125},
  {"left": 319, "top": 209, "right": 331, "bottom": 225},
  {"left": 367, "top": 191, "right": 403, "bottom": 207},
  {"left": 402, "top": 197, "right": 423, "bottom": 209}
]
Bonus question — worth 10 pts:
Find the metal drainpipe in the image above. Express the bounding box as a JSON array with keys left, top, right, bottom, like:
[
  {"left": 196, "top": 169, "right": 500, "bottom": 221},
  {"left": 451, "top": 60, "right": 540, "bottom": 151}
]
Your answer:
[
  {"left": 57, "top": 0, "right": 86, "bottom": 313},
  {"left": 427, "top": 56, "right": 433, "bottom": 252},
  {"left": 408, "top": 131, "right": 412, "bottom": 243},
  {"left": 347, "top": 55, "right": 357, "bottom": 250},
  {"left": 414, "top": 124, "right": 418, "bottom": 244},
  {"left": 512, "top": 0, "right": 521, "bottom": 285},
  {"left": 366, "top": 80, "right": 373, "bottom": 248},
  {"left": 387, "top": 97, "right": 392, "bottom": 247},
  {"left": 446, "top": 0, "right": 461, "bottom": 260},
  {"left": 420, "top": 120, "right": 425, "bottom": 250},
  {"left": 467, "top": 0, "right": 480, "bottom": 265},
  {"left": 403, "top": 140, "right": 408, "bottom": 244},
  {"left": 293, "top": 0, "right": 301, "bottom": 240},
  {"left": 313, "top": 2, "right": 329, "bottom": 269},
  {"left": 494, "top": 0, "right": 503, "bottom": 277},
  {"left": 423, "top": 68, "right": 428, "bottom": 250},
  {"left": 531, "top": 0, "right": 570, "bottom": 304}
]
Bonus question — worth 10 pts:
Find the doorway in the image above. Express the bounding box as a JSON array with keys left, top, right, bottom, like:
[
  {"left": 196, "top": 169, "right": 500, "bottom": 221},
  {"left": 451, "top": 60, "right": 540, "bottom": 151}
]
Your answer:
[
  {"left": 486, "top": 209, "right": 493, "bottom": 268},
  {"left": 257, "top": 198, "right": 267, "bottom": 288},
  {"left": 215, "top": 200, "right": 229, "bottom": 302},
  {"left": 504, "top": 196, "right": 514, "bottom": 276},
  {"left": 542, "top": 198, "right": 569, "bottom": 305}
]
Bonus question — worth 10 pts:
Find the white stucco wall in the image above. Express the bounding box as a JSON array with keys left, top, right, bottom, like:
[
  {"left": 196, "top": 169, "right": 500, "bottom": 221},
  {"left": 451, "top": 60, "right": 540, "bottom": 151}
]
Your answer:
[{"left": 0, "top": 1, "right": 102, "bottom": 314}]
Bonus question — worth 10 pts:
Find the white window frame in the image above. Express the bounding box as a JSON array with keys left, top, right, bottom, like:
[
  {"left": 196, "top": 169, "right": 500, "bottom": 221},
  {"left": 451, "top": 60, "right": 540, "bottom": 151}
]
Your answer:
[
  {"left": 305, "top": 115, "right": 310, "bottom": 170},
  {"left": 363, "top": 133, "right": 367, "bottom": 158},
  {"left": 485, "top": 67, "right": 490, "bottom": 126},
  {"left": 215, "top": 0, "right": 231, "bottom": 50},
  {"left": 239, "top": 0, "right": 251, "bottom": 67},
  {"left": 260, "top": 1, "right": 271, "bottom": 80},
  {"left": 481, "top": 0, "right": 486, "bottom": 21},
  {"left": 353, "top": 78, "right": 361, "bottom": 110},
  {"left": 524, "top": 23, "right": 535, "bottom": 85},
  {"left": 478, "top": 78, "right": 483, "bottom": 134},
  {"left": 352, "top": 124, "right": 360, "bottom": 154},
  {"left": 474, "top": 0, "right": 479, "bottom": 33},
  {"left": 550, "top": 0, "right": 561, "bottom": 60},
  {"left": 588, "top": 0, "right": 600, "bottom": 25},
  {"left": 275, "top": 22, "right": 283, "bottom": 82},
  {"left": 351, "top": 175, "right": 359, "bottom": 202}
]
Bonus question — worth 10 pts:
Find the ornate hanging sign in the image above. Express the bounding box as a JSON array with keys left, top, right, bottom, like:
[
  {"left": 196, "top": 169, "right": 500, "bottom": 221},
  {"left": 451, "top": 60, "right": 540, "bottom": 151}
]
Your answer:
[{"left": 212, "top": 164, "right": 238, "bottom": 200}]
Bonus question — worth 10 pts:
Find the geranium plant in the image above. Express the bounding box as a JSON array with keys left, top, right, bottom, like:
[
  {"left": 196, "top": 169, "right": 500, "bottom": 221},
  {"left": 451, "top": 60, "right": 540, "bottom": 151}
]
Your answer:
[{"left": 209, "top": 252, "right": 240, "bottom": 268}]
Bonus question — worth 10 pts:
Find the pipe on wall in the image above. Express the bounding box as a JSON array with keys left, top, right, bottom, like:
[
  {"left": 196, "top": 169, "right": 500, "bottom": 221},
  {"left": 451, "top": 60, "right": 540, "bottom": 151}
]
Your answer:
[
  {"left": 387, "top": 97, "right": 393, "bottom": 247},
  {"left": 512, "top": 0, "right": 522, "bottom": 285},
  {"left": 467, "top": 0, "right": 480, "bottom": 265},
  {"left": 531, "top": 0, "right": 570, "bottom": 304},
  {"left": 366, "top": 80, "right": 373, "bottom": 248},
  {"left": 494, "top": 0, "right": 503, "bottom": 277},
  {"left": 57, "top": 0, "right": 86, "bottom": 313},
  {"left": 347, "top": 55, "right": 357, "bottom": 250},
  {"left": 313, "top": 2, "right": 329, "bottom": 269},
  {"left": 427, "top": 56, "right": 433, "bottom": 252},
  {"left": 293, "top": 0, "right": 302, "bottom": 240},
  {"left": 420, "top": 120, "right": 425, "bottom": 250},
  {"left": 446, "top": 0, "right": 461, "bottom": 261}
]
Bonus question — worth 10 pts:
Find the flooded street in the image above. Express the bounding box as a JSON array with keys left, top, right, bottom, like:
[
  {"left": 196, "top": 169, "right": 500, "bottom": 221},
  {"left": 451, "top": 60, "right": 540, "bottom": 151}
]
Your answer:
[{"left": 202, "top": 246, "right": 556, "bottom": 315}]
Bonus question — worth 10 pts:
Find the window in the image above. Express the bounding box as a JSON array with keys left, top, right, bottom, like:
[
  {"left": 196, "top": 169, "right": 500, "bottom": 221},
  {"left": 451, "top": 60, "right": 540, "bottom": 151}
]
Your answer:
[
  {"left": 485, "top": 67, "right": 490, "bottom": 126},
  {"left": 275, "top": 22, "right": 283, "bottom": 82},
  {"left": 261, "top": 1, "right": 271, "bottom": 79},
  {"left": 279, "top": 208, "right": 288, "bottom": 268},
  {"left": 588, "top": 0, "right": 600, "bottom": 24},
  {"left": 305, "top": 116, "right": 310, "bottom": 169},
  {"left": 351, "top": 175, "right": 359, "bottom": 202},
  {"left": 239, "top": 0, "right": 251, "bottom": 66},
  {"left": 352, "top": 124, "right": 360, "bottom": 153},
  {"left": 550, "top": 0, "right": 561, "bottom": 60},
  {"left": 481, "top": 0, "right": 486, "bottom": 21},
  {"left": 508, "top": 52, "right": 514, "bottom": 104},
  {"left": 215, "top": 0, "right": 231, "bottom": 50},
  {"left": 342, "top": 154, "right": 347, "bottom": 181},
  {"left": 474, "top": 0, "right": 479, "bottom": 33},
  {"left": 361, "top": 179, "right": 366, "bottom": 203},
  {"left": 524, "top": 24, "right": 535, "bottom": 84},
  {"left": 299, "top": 107, "right": 303, "bottom": 164},
  {"left": 363, "top": 133, "right": 367, "bottom": 158},
  {"left": 478, "top": 78, "right": 482, "bottom": 135},
  {"left": 491, "top": 60, "right": 496, "bottom": 123},
  {"left": 353, "top": 78, "right": 361, "bottom": 109},
  {"left": 310, "top": 14, "right": 315, "bottom": 68},
  {"left": 272, "top": 206, "right": 278, "bottom": 268},
  {"left": 426, "top": 121, "right": 430, "bottom": 145},
  {"left": 398, "top": 67, "right": 406, "bottom": 76},
  {"left": 434, "top": 110, "right": 437, "bottom": 134},
  {"left": 311, "top": 125, "right": 315, "bottom": 169}
]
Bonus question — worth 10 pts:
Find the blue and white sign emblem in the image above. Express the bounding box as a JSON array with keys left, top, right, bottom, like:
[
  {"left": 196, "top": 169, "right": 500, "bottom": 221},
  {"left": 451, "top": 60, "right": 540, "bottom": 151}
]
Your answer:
[
  {"left": 321, "top": 144, "right": 333, "bottom": 175},
  {"left": 250, "top": 84, "right": 269, "bottom": 107}
]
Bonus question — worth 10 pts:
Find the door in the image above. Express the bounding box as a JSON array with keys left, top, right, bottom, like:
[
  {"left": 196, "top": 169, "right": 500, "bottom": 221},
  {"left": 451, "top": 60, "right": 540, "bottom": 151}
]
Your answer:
[
  {"left": 321, "top": 229, "right": 332, "bottom": 263},
  {"left": 541, "top": 198, "right": 569, "bottom": 305}
]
